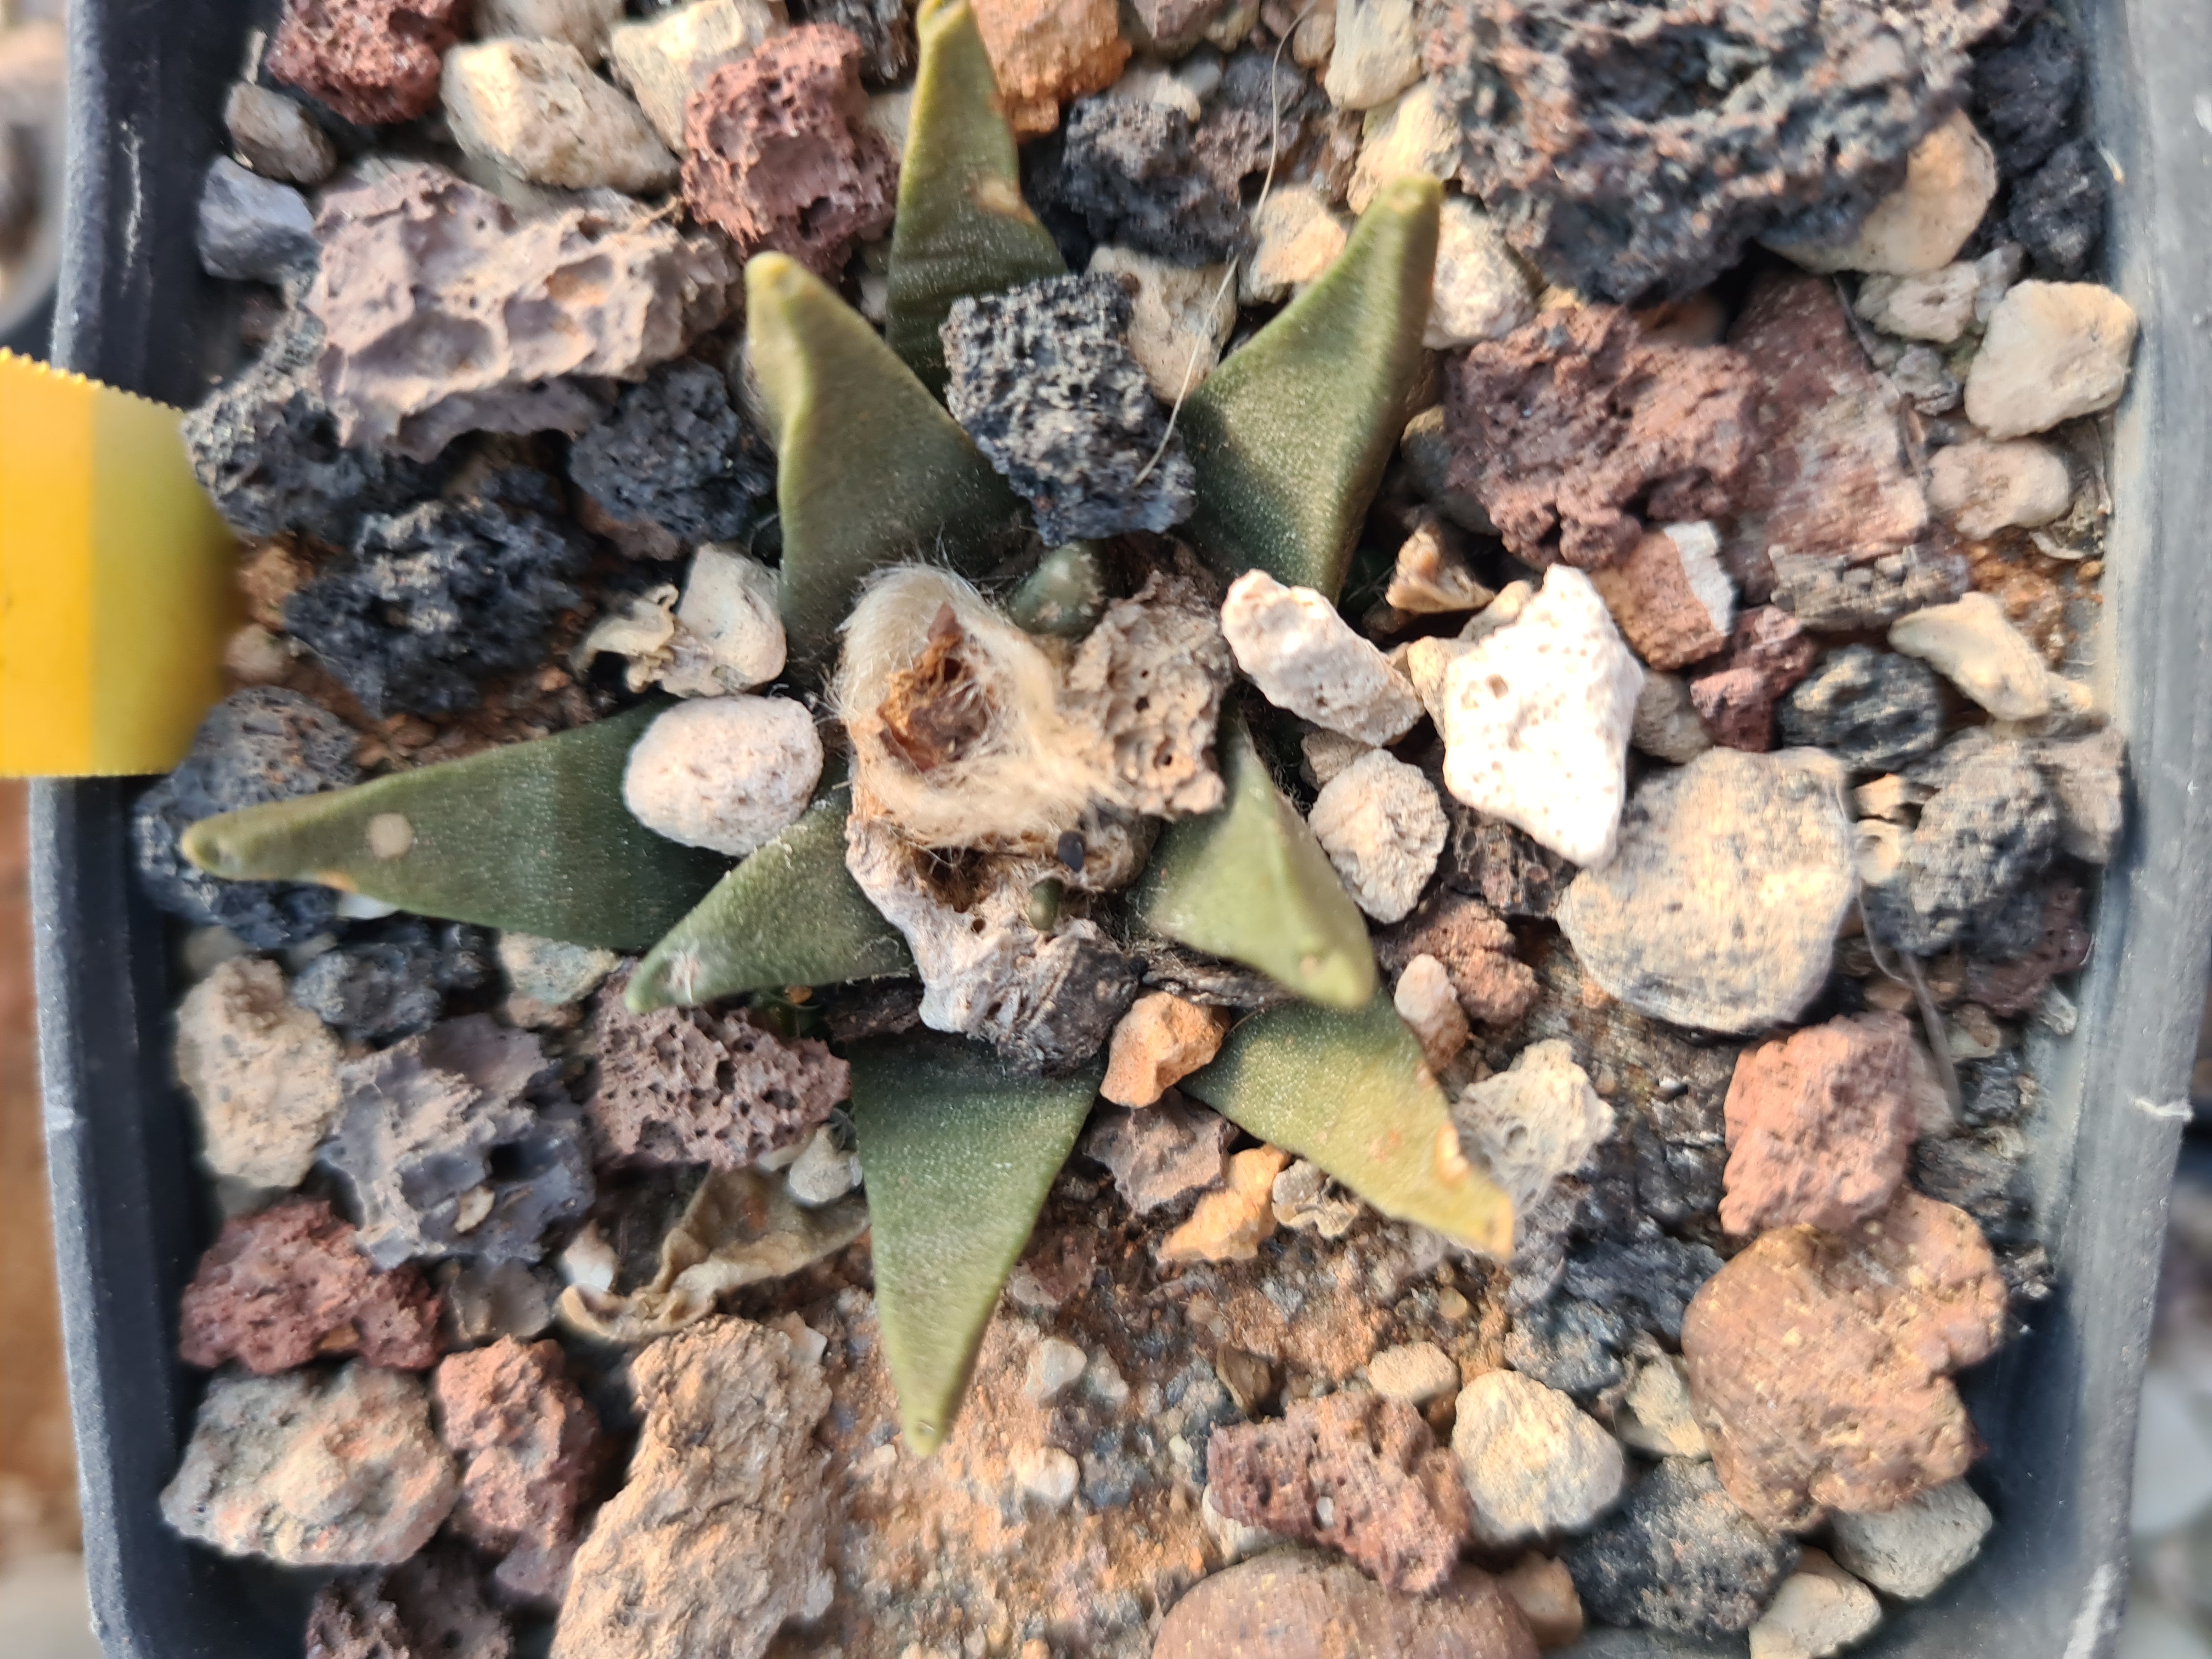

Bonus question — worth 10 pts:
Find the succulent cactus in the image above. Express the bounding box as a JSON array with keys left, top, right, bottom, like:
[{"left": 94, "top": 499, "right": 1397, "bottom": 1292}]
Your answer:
[{"left": 183, "top": 0, "right": 1483, "bottom": 1452}]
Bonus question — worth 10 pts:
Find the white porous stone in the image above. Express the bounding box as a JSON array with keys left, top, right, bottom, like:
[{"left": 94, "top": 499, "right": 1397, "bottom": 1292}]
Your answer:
[
  {"left": 1829, "top": 1480, "right": 1994, "bottom": 1599},
  {"left": 224, "top": 82, "right": 336, "bottom": 185},
  {"left": 1202, "top": 1484, "right": 1291, "bottom": 1564},
  {"left": 1240, "top": 184, "right": 1351, "bottom": 304},
  {"left": 1965, "top": 281, "right": 2139, "bottom": 439},
  {"left": 1778, "top": 112, "right": 1997, "bottom": 275},
  {"left": 621, "top": 695, "right": 823, "bottom": 856},
  {"left": 1300, "top": 728, "right": 1373, "bottom": 789},
  {"left": 1424, "top": 195, "right": 1536, "bottom": 349},
  {"left": 1024, "top": 1338, "right": 1090, "bottom": 1404},
  {"left": 175, "top": 958, "right": 345, "bottom": 1189},
  {"left": 1458, "top": 580, "right": 1533, "bottom": 644},
  {"left": 785, "top": 1125, "right": 861, "bottom": 1207},
  {"left": 1888, "top": 591, "right": 2057, "bottom": 721},
  {"left": 1393, "top": 953, "right": 1470, "bottom": 1071},
  {"left": 661, "top": 545, "right": 787, "bottom": 695},
  {"left": 1347, "top": 78, "right": 1458, "bottom": 215},
  {"left": 1088, "top": 245, "right": 1238, "bottom": 402},
  {"left": 1749, "top": 1550, "right": 1884, "bottom": 1659},
  {"left": 1306, "top": 749, "right": 1447, "bottom": 923},
  {"left": 1438, "top": 566, "right": 1645, "bottom": 867},
  {"left": 607, "top": 0, "right": 788, "bottom": 148},
  {"left": 2025, "top": 727, "right": 2125, "bottom": 864},
  {"left": 1452, "top": 1370, "right": 1627, "bottom": 1547},
  {"left": 1324, "top": 0, "right": 1421, "bottom": 110},
  {"left": 1404, "top": 636, "right": 1475, "bottom": 722},
  {"left": 1221, "top": 570, "right": 1424, "bottom": 745},
  {"left": 475, "top": 0, "right": 626, "bottom": 59},
  {"left": 442, "top": 38, "right": 677, "bottom": 193},
  {"left": 1013, "top": 1445, "right": 1081, "bottom": 1510},
  {"left": 1925, "top": 438, "right": 2073, "bottom": 540},
  {"left": 1453, "top": 1039, "right": 1613, "bottom": 1216},
  {"left": 1367, "top": 1341, "right": 1460, "bottom": 1407},
  {"left": 1616, "top": 1354, "right": 1709, "bottom": 1459},
  {"left": 1855, "top": 263, "right": 1979, "bottom": 344}
]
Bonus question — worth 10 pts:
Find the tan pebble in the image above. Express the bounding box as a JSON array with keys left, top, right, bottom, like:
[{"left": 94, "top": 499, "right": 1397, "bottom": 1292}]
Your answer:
[
  {"left": 1101, "top": 992, "right": 1226, "bottom": 1107},
  {"left": 1158, "top": 1147, "right": 1290, "bottom": 1264},
  {"left": 1498, "top": 1552, "right": 1584, "bottom": 1650}
]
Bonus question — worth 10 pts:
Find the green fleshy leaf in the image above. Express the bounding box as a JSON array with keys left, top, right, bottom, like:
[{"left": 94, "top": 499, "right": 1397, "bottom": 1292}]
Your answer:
[
  {"left": 625, "top": 784, "right": 915, "bottom": 1012},
  {"left": 847, "top": 1036, "right": 1101, "bottom": 1453},
  {"left": 179, "top": 704, "right": 726, "bottom": 950},
  {"left": 1007, "top": 541, "right": 1107, "bottom": 637},
  {"left": 884, "top": 0, "right": 1066, "bottom": 392},
  {"left": 1179, "top": 176, "right": 1442, "bottom": 601},
  {"left": 747, "top": 253, "right": 1024, "bottom": 660},
  {"left": 1130, "top": 712, "right": 1377, "bottom": 1008},
  {"left": 1180, "top": 993, "right": 1514, "bottom": 1257}
]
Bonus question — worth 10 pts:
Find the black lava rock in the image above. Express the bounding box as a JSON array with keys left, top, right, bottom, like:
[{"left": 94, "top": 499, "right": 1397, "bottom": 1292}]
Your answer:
[
  {"left": 1441, "top": 800, "right": 1575, "bottom": 918},
  {"left": 1866, "top": 742, "right": 2058, "bottom": 956},
  {"left": 1914, "top": 1122, "right": 2035, "bottom": 1245},
  {"left": 1054, "top": 98, "right": 1245, "bottom": 263},
  {"left": 132, "top": 689, "right": 359, "bottom": 949},
  {"left": 941, "top": 274, "right": 1196, "bottom": 545},
  {"left": 1973, "top": 12, "right": 2085, "bottom": 177},
  {"left": 2008, "top": 137, "right": 2108, "bottom": 278},
  {"left": 566, "top": 359, "right": 773, "bottom": 554},
  {"left": 285, "top": 469, "right": 590, "bottom": 719},
  {"left": 1560, "top": 1237, "right": 1725, "bottom": 1345},
  {"left": 1504, "top": 1297, "right": 1632, "bottom": 1398},
  {"left": 183, "top": 308, "right": 445, "bottom": 545},
  {"left": 792, "top": 0, "right": 914, "bottom": 86},
  {"left": 999, "top": 922, "right": 1143, "bottom": 1075},
  {"left": 1777, "top": 645, "right": 1947, "bottom": 772},
  {"left": 292, "top": 919, "right": 495, "bottom": 1042},
  {"left": 1565, "top": 1458, "right": 1802, "bottom": 1639}
]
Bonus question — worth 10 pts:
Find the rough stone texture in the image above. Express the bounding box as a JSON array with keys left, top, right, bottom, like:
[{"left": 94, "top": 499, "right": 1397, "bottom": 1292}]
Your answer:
[
  {"left": 1689, "top": 606, "right": 1819, "bottom": 753},
  {"left": 797, "top": 0, "right": 914, "bottom": 87},
  {"left": 1776, "top": 110, "right": 1996, "bottom": 276},
  {"left": 2025, "top": 728, "right": 2125, "bottom": 864},
  {"left": 1347, "top": 75, "right": 1460, "bottom": 215},
  {"left": 442, "top": 38, "right": 677, "bottom": 192},
  {"left": 550, "top": 1318, "right": 834, "bottom": 1659},
  {"left": 1770, "top": 545, "right": 1971, "bottom": 633},
  {"left": 943, "top": 274, "right": 1195, "bottom": 544},
  {"left": 1629, "top": 670, "right": 1715, "bottom": 765},
  {"left": 607, "top": 0, "right": 791, "bottom": 148},
  {"left": 1857, "top": 262, "right": 1980, "bottom": 345},
  {"left": 682, "top": 24, "right": 898, "bottom": 275},
  {"left": 970, "top": 0, "right": 1127, "bottom": 137},
  {"left": 1973, "top": 12, "right": 2083, "bottom": 177},
  {"left": 1388, "top": 513, "right": 1496, "bottom": 616},
  {"left": 1155, "top": 1551, "right": 1541, "bottom": 1659},
  {"left": 1452, "top": 1370, "right": 1626, "bottom": 1546},
  {"left": 1506, "top": 1236, "right": 1726, "bottom": 1400},
  {"left": 225, "top": 82, "right": 338, "bottom": 186},
  {"left": 174, "top": 956, "right": 345, "bottom": 1187},
  {"left": 1861, "top": 741, "right": 2058, "bottom": 957},
  {"left": 267, "top": 0, "right": 468, "bottom": 127},
  {"left": 1617, "top": 1353, "right": 1709, "bottom": 1460},
  {"left": 1726, "top": 271, "right": 1929, "bottom": 585},
  {"left": 1426, "top": 194, "right": 1537, "bottom": 349},
  {"left": 183, "top": 307, "right": 446, "bottom": 544},
  {"left": 1206, "top": 1387, "right": 1471, "bottom": 1594},
  {"left": 1964, "top": 281, "right": 2137, "bottom": 439},
  {"left": 291, "top": 919, "right": 494, "bottom": 1043},
  {"left": 1369, "top": 1341, "right": 1460, "bottom": 1407},
  {"left": 1159, "top": 1145, "right": 1293, "bottom": 1265},
  {"left": 1064, "top": 566, "right": 1235, "bottom": 818},
  {"left": 588, "top": 983, "right": 850, "bottom": 1169},
  {"left": 1681, "top": 1189, "right": 2008, "bottom": 1530},
  {"left": 475, "top": 0, "right": 627, "bottom": 58},
  {"left": 1374, "top": 889, "right": 1539, "bottom": 1026},
  {"left": 1087, "top": 244, "right": 1238, "bottom": 399},
  {"left": 1556, "top": 748, "right": 1855, "bottom": 1034},
  {"left": 180, "top": 1197, "right": 443, "bottom": 1375},
  {"left": 324, "top": 1016, "right": 594, "bottom": 1271},
  {"left": 1431, "top": 0, "right": 2003, "bottom": 302},
  {"left": 1453, "top": 1040, "right": 1613, "bottom": 1218},
  {"left": 309, "top": 163, "right": 737, "bottom": 459},
  {"left": 1443, "top": 306, "right": 1758, "bottom": 571},
  {"left": 1243, "top": 183, "right": 1351, "bottom": 304},
  {"left": 1588, "top": 522, "right": 1735, "bottom": 672},
  {"left": 1439, "top": 566, "right": 1645, "bottom": 867},
  {"left": 498, "top": 931, "right": 620, "bottom": 1026},
  {"left": 1564, "top": 1458, "right": 1801, "bottom": 1639},
  {"left": 1777, "top": 645, "right": 1946, "bottom": 773},
  {"left": 568, "top": 358, "right": 775, "bottom": 554},
  {"left": 1101, "top": 993, "right": 1227, "bottom": 1108},
  {"left": 621, "top": 695, "right": 823, "bottom": 856},
  {"left": 1081, "top": 1094, "right": 1235, "bottom": 1214},
  {"left": 1395, "top": 953, "right": 1472, "bottom": 1070},
  {"left": 1438, "top": 804, "right": 1575, "bottom": 920},
  {"left": 1497, "top": 1553, "right": 1583, "bottom": 1651},
  {"left": 1327, "top": 0, "right": 1421, "bottom": 108},
  {"left": 1719, "top": 1013, "right": 1916, "bottom": 1236},
  {"left": 160, "top": 1365, "right": 458, "bottom": 1567},
  {"left": 1827, "top": 1477, "right": 1993, "bottom": 1599},
  {"left": 2008, "top": 138, "right": 2108, "bottom": 279},
  {"left": 132, "top": 689, "right": 360, "bottom": 950},
  {"left": 1747, "top": 1548, "right": 1883, "bottom": 1659},
  {"left": 1308, "top": 749, "right": 1448, "bottom": 923},
  {"left": 286, "top": 469, "right": 589, "bottom": 719},
  {"left": 199, "top": 156, "right": 318, "bottom": 284},
  {"left": 1888, "top": 591, "right": 2060, "bottom": 721},
  {"left": 432, "top": 1338, "right": 600, "bottom": 1603},
  {"left": 1965, "top": 882, "right": 2091, "bottom": 1017},
  {"left": 1221, "top": 570, "right": 1423, "bottom": 746},
  {"left": 845, "top": 817, "right": 1141, "bottom": 1073},
  {"left": 306, "top": 1549, "right": 514, "bottom": 1659},
  {"left": 1926, "top": 438, "right": 2073, "bottom": 540}
]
